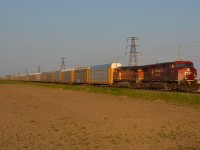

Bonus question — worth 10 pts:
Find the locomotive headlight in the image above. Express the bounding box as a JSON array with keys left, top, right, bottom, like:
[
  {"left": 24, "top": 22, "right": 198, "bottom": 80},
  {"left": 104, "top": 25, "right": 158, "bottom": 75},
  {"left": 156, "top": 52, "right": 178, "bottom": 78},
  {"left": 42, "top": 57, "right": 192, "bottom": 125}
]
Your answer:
[{"left": 187, "top": 68, "right": 190, "bottom": 72}]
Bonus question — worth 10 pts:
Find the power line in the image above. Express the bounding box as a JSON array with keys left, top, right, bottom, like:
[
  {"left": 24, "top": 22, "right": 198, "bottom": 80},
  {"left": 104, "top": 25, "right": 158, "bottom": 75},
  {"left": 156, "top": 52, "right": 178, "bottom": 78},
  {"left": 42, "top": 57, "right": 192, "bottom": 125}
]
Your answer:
[
  {"left": 138, "top": 39, "right": 200, "bottom": 54},
  {"left": 181, "top": 41, "right": 200, "bottom": 44},
  {"left": 140, "top": 31, "right": 200, "bottom": 43},
  {"left": 181, "top": 44, "right": 200, "bottom": 47},
  {"left": 139, "top": 42, "right": 200, "bottom": 55},
  {"left": 141, "top": 44, "right": 176, "bottom": 52}
]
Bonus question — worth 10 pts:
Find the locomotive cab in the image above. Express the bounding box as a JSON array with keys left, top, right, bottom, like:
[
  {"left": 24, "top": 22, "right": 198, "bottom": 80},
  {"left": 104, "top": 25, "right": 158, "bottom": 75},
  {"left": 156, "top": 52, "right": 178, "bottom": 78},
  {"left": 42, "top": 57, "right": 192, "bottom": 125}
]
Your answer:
[
  {"left": 175, "top": 61, "right": 197, "bottom": 82},
  {"left": 174, "top": 61, "right": 199, "bottom": 91}
]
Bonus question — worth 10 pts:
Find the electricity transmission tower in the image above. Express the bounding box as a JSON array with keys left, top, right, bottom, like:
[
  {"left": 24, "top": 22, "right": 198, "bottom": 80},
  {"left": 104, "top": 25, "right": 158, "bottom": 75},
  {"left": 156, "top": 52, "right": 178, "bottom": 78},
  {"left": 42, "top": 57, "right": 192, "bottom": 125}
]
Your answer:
[
  {"left": 25, "top": 68, "right": 28, "bottom": 75},
  {"left": 59, "top": 57, "right": 66, "bottom": 70},
  {"left": 125, "top": 36, "right": 139, "bottom": 66},
  {"left": 37, "top": 65, "right": 41, "bottom": 73}
]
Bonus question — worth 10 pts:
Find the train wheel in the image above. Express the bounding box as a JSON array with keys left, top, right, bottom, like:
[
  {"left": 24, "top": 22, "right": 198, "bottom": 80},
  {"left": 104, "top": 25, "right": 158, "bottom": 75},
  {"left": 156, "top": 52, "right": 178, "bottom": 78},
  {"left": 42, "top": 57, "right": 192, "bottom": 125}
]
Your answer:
[
  {"left": 169, "top": 83, "right": 178, "bottom": 91},
  {"left": 178, "top": 83, "right": 191, "bottom": 92},
  {"left": 190, "top": 84, "right": 200, "bottom": 92},
  {"left": 163, "top": 83, "right": 170, "bottom": 90}
]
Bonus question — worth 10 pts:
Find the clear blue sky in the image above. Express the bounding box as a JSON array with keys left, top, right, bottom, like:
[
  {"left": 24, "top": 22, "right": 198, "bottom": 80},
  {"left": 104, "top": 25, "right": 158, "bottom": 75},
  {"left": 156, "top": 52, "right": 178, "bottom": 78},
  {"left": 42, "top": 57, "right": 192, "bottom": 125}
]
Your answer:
[{"left": 0, "top": 0, "right": 200, "bottom": 76}]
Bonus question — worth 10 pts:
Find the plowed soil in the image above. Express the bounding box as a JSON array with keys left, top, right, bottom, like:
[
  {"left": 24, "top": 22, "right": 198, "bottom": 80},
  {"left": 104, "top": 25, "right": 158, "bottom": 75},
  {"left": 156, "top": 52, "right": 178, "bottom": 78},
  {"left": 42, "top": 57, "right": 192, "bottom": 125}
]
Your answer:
[{"left": 0, "top": 84, "right": 200, "bottom": 150}]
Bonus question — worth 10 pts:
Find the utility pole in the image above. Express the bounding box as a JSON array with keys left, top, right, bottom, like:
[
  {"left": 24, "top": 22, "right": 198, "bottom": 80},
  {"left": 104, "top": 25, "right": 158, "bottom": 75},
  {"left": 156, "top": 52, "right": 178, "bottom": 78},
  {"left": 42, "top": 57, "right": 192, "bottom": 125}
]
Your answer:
[
  {"left": 178, "top": 43, "right": 181, "bottom": 61},
  {"left": 125, "top": 36, "right": 139, "bottom": 66},
  {"left": 140, "top": 52, "right": 143, "bottom": 66},
  {"left": 114, "top": 58, "right": 119, "bottom": 78},
  {"left": 60, "top": 57, "right": 66, "bottom": 70}
]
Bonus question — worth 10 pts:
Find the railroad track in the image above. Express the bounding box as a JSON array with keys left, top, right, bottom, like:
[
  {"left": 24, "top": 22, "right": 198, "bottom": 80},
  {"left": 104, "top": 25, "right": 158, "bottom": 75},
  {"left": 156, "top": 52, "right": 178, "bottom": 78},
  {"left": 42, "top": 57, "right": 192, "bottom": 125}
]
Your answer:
[
  {"left": 92, "top": 84, "right": 200, "bottom": 95},
  {"left": 134, "top": 88, "right": 200, "bottom": 95}
]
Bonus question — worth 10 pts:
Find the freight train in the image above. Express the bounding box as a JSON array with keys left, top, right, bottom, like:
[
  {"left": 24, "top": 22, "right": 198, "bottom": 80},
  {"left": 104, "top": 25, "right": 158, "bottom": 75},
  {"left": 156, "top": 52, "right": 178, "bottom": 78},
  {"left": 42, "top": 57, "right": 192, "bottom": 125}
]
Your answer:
[{"left": 1, "top": 60, "right": 199, "bottom": 92}]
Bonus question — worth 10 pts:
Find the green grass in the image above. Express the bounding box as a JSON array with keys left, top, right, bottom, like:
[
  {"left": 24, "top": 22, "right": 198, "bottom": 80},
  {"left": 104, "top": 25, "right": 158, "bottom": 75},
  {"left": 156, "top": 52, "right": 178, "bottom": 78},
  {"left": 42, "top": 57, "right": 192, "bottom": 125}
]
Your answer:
[
  {"left": 0, "top": 80, "right": 19, "bottom": 84},
  {"left": 1, "top": 80, "right": 200, "bottom": 107}
]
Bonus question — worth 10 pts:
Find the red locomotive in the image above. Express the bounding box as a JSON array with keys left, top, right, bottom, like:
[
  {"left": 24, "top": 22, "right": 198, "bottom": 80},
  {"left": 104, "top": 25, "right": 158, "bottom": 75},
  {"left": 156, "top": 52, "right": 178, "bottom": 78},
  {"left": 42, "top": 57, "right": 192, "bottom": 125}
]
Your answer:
[{"left": 114, "top": 60, "right": 199, "bottom": 91}]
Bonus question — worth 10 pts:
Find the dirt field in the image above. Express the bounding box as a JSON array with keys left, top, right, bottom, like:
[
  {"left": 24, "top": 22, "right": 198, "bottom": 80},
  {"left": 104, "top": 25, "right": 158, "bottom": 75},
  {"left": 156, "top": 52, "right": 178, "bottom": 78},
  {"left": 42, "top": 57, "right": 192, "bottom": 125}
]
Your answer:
[{"left": 0, "top": 84, "right": 200, "bottom": 150}]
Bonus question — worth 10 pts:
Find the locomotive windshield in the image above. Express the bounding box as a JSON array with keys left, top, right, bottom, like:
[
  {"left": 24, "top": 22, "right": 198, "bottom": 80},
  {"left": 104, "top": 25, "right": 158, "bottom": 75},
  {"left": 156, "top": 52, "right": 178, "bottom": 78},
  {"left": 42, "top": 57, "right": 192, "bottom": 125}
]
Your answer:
[
  {"left": 176, "top": 64, "right": 185, "bottom": 68},
  {"left": 185, "top": 64, "right": 193, "bottom": 67},
  {"left": 175, "top": 63, "right": 193, "bottom": 68}
]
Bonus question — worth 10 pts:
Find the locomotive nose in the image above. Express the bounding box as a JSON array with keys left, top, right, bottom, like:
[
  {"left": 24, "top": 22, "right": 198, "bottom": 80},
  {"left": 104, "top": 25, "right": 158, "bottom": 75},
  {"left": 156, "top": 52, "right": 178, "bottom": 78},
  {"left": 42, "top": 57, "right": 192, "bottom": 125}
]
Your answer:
[{"left": 184, "top": 68, "right": 196, "bottom": 81}]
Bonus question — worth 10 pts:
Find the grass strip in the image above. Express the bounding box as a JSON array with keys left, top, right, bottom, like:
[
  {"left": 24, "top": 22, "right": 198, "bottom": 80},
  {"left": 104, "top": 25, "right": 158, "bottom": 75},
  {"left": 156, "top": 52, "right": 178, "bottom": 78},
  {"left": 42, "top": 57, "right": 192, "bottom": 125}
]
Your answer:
[
  {"left": 0, "top": 80, "right": 19, "bottom": 84},
  {"left": 1, "top": 80, "right": 200, "bottom": 107}
]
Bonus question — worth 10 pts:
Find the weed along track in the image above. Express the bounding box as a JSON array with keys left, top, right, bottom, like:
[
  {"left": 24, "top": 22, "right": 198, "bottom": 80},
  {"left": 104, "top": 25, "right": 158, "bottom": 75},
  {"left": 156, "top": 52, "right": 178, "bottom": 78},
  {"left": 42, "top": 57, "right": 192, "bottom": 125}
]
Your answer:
[{"left": 0, "top": 83, "right": 200, "bottom": 149}]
